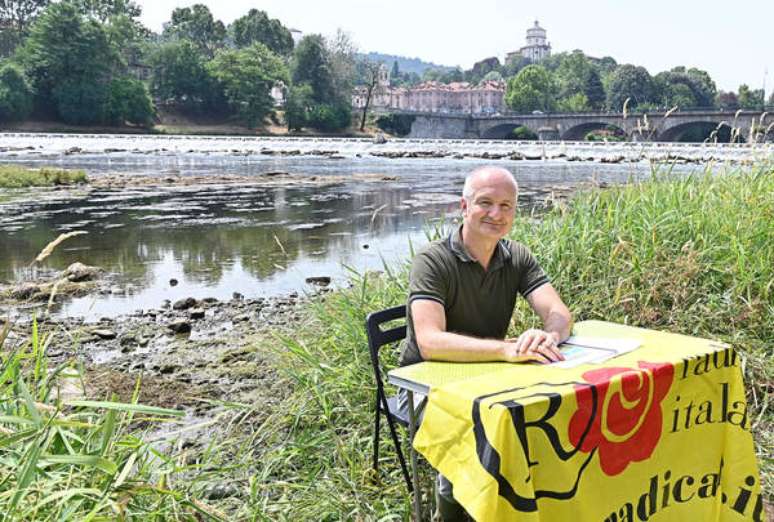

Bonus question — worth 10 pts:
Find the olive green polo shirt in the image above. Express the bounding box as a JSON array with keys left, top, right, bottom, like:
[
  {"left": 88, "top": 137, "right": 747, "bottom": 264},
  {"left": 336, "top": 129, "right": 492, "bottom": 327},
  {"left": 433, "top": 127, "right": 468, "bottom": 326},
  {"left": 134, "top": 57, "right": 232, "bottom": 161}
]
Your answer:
[{"left": 399, "top": 226, "right": 549, "bottom": 366}]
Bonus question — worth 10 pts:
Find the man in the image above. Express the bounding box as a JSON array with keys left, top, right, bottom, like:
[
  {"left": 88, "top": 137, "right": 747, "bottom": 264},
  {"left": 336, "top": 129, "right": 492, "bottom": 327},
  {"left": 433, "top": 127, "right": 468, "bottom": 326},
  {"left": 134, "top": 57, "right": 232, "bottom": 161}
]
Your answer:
[{"left": 398, "top": 166, "right": 573, "bottom": 521}]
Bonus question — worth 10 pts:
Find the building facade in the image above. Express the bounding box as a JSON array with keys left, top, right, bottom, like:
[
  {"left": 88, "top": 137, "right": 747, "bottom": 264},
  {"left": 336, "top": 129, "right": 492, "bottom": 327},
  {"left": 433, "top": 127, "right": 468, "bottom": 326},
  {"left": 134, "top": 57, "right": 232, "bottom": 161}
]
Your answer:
[
  {"left": 353, "top": 79, "right": 505, "bottom": 115},
  {"left": 506, "top": 20, "right": 551, "bottom": 64}
]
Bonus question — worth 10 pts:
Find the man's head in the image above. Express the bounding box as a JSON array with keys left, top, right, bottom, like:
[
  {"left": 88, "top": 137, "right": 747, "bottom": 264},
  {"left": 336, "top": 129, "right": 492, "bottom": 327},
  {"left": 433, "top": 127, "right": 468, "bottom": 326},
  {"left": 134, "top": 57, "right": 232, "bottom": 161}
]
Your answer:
[{"left": 461, "top": 166, "right": 519, "bottom": 242}]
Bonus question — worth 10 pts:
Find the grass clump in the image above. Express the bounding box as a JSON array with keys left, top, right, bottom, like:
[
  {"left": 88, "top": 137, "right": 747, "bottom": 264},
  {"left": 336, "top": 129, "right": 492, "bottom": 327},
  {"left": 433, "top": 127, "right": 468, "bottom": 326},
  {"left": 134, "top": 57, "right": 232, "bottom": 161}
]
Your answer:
[
  {"left": 0, "top": 321, "right": 226, "bottom": 520},
  {"left": 0, "top": 165, "right": 87, "bottom": 188},
  {"left": 254, "top": 163, "right": 772, "bottom": 519}
]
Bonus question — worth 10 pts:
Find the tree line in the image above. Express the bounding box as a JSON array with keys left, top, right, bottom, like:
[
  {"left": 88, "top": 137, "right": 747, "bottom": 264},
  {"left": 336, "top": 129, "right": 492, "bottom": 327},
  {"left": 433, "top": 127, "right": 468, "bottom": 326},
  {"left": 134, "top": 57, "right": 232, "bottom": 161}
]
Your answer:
[
  {"left": 406, "top": 51, "right": 770, "bottom": 114},
  {"left": 0, "top": 1, "right": 357, "bottom": 130},
  {"left": 1, "top": 2, "right": 771, "bottom": 130}
]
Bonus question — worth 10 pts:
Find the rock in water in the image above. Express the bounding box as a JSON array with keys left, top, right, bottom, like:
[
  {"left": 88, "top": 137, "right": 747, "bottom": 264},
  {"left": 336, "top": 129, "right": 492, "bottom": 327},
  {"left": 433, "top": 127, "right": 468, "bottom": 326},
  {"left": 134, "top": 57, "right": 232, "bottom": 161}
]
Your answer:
[
  {"left": 305, "top": 276, "right": 331, "bottom": 286},
  {"left": 64, "top": 262, "right": 103, "bottom": 282},
  {"left": 173, "top": 297, "right": 197, "bottom": 310}
]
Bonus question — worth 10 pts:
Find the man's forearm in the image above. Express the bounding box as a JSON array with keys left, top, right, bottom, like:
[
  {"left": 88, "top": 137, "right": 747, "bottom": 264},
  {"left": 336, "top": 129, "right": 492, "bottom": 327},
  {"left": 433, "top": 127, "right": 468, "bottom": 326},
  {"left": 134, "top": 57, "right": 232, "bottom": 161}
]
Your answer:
[
  {"left": 544, "top": 308, "right": 573, "bottom": 345},
  {"left": 417, "top": 330, "right": 509, "bottom": 362}
]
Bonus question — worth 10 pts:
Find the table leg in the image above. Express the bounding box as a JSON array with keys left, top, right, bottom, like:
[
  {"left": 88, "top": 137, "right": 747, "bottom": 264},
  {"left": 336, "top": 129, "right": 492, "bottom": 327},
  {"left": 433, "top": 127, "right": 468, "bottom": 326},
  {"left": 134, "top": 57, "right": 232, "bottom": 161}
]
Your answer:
[{"left": 407, "top": 390, "right": 423, "bottom": 520}]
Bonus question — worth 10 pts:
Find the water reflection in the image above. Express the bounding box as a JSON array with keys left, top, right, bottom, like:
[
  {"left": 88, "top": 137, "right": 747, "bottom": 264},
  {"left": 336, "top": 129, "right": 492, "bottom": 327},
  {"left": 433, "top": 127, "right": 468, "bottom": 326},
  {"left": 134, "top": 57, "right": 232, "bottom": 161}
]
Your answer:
[{"left": 0, "top": 154, "right": 687, "bottom": 320}]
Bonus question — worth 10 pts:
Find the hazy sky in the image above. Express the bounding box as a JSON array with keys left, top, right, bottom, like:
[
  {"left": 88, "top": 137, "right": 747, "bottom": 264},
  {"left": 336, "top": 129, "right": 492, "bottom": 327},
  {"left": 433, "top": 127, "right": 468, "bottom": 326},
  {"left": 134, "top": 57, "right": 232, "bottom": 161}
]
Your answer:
[{"left": 136, "top": 0, "right": 773, "bottom": 93}]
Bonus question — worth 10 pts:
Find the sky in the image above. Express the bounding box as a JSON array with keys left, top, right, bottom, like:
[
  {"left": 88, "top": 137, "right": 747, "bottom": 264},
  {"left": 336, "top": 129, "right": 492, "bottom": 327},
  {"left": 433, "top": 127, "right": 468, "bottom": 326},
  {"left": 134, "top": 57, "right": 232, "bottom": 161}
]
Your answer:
[{"left": 135, "top": 0, "right": 774, "bottom": 94}]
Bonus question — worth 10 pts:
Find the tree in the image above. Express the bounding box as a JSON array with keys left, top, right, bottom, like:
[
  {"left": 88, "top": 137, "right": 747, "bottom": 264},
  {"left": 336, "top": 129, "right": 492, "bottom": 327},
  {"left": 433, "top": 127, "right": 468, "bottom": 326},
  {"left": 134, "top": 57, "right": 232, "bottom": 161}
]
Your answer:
[
  {"left": 357, "top": 59, "right": 382, "bottom": 131},
  {"left": 737, "top": 84, "right": 764, "bottom": 110},
  {"left": 716, "top": 91, "right": 739, "bottom": 110},
  {"left": 207, "top": 43, "right": 287, "bottom": 128},
  {"left": 502, "top": 55, "right": 529, "bottom": 78},
  {"left": 327, "top": 29, "right": 357, "bottom": 104},
  {"left": 605, "top": 64, "right": 655, "bottom": 111},
  {"left": 291, "top": 34, "right": 335, "bottom": 103},
  {"left": 68, "top": 0, "right": 141, "bottom": 23},
  {"left": 769, "top": 91, "right": 774, "bottom": 106},
  {"left": 557, "top": 92, "right": 590, "bottom": 112},
  {"left": 654, "top": 67, "right": 716, "bottom": 108},
  {"left": 16, "top": 2, "right": 118, "bottom": 122},
  {"left": 467, "top": 56, "right": 500, "bottom": 83},
  {"left": 439, "top": 67, "right": 463, "bottom": 84},
  {"left": 0, "top": 61, "right": 32, "bottom": 120},
  {"left": 390, "top": 60, "right": 399, "bottom": 82},
  {"left": 229, "top": 9, "right": 293, "bottom": 56},
  {"left": 149, "top": 39, "right": 223, "bottom": 111},
  {"left": 285, "top": 83, "right": 312, "bottom": 131},
  {"left": 106, "top": 75, "right": 154, "bottom": 126},
  {"left": 482, "top": 70, "right": 503, "bottom": 82},
  {"left": 163, "top": 4, "right": 224, "bottom": 58},
  {"left": 505, "top": 65, "right": 557, "bottom": 113},
  {"left": 0, "top": 0, "right": 49, "bottom": 34},
  {"left": 553, "top": 51, "right": 604, "bottom": 110}
]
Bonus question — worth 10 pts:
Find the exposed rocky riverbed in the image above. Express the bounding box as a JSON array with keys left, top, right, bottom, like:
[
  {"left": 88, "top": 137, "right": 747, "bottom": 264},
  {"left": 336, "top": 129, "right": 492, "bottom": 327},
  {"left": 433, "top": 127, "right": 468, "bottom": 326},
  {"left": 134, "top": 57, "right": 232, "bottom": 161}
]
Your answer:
[{"left": 1, "top": 259, "right": 331, "bottom": 453}]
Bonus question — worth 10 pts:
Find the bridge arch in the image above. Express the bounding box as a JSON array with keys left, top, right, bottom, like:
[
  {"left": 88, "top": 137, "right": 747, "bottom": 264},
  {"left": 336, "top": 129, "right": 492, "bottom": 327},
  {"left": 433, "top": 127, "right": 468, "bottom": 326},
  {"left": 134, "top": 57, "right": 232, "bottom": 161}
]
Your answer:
[
  {"left": 658, "top": 121, "right": 744, "bottom": 143},
  {"left": 481, "top": 123, "right": 537, "bottom": 140},
  {"left": 560, "top": 121, "right": 626, "bottom": 141}
]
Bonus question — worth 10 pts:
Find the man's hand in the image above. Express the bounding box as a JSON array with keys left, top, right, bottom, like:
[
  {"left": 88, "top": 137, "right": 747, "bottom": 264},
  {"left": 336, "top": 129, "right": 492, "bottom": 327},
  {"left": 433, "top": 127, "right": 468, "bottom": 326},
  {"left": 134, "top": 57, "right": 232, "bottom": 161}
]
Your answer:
[{"left": 505, "top": 329, "right": 564, "bottom": 364}]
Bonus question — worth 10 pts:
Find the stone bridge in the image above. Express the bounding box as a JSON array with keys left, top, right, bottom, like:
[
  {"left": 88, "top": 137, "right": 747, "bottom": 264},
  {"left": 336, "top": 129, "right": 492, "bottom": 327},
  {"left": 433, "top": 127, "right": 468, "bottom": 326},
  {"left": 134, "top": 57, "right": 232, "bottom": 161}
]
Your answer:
[{"left": 404, "top": 110, "right": 774, "bottom": 142}]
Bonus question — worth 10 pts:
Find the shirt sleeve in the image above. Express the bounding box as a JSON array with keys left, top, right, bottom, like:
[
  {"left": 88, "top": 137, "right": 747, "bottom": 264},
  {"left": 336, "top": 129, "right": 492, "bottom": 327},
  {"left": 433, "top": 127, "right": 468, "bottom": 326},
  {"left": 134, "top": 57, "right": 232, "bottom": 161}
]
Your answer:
[
  {"left": 408, "top": 250, "right": 448, "bottom": 307},
  {"left": 515, "top": 245, "right": 549, "bottom": 298}
]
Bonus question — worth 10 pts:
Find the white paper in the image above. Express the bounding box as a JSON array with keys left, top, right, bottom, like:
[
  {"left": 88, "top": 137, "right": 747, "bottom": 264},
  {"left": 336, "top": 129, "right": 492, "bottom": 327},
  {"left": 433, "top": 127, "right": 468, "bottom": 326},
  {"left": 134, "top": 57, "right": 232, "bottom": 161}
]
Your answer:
[{"left": 554, "top": 336, "right": 643, "bottom": 368}]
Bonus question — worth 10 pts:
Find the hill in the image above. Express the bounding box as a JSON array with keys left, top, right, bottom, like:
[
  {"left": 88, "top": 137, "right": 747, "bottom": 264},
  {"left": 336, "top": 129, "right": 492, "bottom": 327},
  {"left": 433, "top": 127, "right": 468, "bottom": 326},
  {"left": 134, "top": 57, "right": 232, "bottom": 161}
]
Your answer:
[{"left": 359, "top": 52, "right": 454, "bottom": 75}]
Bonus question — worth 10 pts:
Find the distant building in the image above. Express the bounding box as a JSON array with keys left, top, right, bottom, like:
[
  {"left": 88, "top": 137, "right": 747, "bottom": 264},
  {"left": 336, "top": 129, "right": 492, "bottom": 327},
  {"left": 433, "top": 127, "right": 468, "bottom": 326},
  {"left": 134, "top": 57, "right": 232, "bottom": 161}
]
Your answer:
[
  {"left": 353, "top": 79, "right": 505, "bottom": 115},
  {"left": 506, "top": 20, "right": 551, "bottom": 64},
  {"left": 290, "top": 29, "right": 303, "bottom": 46}
]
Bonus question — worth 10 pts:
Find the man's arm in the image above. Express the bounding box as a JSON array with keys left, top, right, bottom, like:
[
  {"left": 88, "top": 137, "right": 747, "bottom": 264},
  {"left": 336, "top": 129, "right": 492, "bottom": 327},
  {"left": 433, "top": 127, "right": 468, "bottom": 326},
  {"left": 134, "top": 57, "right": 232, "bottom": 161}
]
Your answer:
[
  {"left": 512, "top": 283, "right": 573, "bottom": 354},
  {"left": 411, "top": 299, "right": 563, "bottom": 363}
]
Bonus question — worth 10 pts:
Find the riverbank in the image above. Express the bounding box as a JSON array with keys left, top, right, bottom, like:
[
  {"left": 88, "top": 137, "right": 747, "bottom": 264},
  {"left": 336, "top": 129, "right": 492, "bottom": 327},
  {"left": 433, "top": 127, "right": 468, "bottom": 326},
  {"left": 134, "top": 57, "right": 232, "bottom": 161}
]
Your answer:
[
  {"left": 0, "top": 164, "right": 86, "bottom": 188},
  {"left": 0, "top": 117, "right": 380, "bottom": 139},
  {"left": 1, "top": 163, "right": 771, "bottom": 519}
]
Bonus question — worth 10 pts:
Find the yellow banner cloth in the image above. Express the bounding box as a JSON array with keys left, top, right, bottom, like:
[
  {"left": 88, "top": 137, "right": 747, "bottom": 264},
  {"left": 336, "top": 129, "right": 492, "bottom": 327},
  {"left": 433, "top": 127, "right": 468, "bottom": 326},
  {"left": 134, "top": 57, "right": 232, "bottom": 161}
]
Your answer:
[{"left": 408, "top": 321, "right": 763, "bottom": 521}]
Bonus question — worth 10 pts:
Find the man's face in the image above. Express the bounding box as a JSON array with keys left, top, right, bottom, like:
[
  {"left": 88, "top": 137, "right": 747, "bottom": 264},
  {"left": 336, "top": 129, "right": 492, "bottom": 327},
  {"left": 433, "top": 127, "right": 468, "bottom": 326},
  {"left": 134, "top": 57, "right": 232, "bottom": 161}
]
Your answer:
[{"left": 461, "top": 175, "right": 518, "bottom": 241}]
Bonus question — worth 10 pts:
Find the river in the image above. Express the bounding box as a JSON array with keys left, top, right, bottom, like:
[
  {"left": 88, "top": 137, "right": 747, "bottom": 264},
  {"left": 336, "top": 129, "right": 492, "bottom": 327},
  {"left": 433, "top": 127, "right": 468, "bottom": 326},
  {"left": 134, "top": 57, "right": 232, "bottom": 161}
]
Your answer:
[{"left": 1, "top": 134, "right": 762, "bottom": 321}]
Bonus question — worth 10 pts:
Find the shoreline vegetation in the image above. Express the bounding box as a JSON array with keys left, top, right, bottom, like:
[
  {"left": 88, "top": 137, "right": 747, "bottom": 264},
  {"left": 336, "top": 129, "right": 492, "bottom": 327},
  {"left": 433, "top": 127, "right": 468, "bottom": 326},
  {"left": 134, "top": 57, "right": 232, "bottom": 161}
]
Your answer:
[
  {"left": 1, "top": 163, "right": 771, "bottom": 519},
  {"left": 0, "top": 165, "right": 87, "bottom": 188}
]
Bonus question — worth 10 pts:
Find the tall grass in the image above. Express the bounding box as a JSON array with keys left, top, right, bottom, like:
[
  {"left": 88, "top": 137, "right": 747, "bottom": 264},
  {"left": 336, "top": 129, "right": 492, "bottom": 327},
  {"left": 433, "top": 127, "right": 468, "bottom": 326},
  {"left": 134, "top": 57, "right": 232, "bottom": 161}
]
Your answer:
[
  {"left": 0, "top": 320, "right": 227, "bottom": 521},
  {"left": 251, "top": 163, "right": 772, "bottom": 519},
  {"left": 3, "top": 164, "right": 771, "bottom": 520},
  {"left": 0, "top": 165, "right": 87, "bottom": 188}
]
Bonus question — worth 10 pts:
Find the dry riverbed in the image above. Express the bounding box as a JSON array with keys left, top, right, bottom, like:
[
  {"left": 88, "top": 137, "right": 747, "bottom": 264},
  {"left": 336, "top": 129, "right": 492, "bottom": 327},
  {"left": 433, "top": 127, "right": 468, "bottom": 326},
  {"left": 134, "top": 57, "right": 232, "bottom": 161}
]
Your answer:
[{"left": 1, "top": 260, "right": 332, "bottom": 457}]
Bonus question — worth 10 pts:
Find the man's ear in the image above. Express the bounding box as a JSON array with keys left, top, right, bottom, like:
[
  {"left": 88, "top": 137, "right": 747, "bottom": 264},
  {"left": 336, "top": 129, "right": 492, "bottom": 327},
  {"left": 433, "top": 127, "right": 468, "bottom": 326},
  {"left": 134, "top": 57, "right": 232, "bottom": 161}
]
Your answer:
[{"left": 460, "top": 197, "right": 468, "bottom": 216}]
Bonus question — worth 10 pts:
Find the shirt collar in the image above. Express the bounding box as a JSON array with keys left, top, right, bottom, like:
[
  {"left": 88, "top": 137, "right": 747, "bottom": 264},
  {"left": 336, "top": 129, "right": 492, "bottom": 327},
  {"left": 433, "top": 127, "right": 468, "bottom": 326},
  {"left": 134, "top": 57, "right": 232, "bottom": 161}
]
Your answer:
[{"left": 447, "top": 225, "right": 512, "bottom": 267}]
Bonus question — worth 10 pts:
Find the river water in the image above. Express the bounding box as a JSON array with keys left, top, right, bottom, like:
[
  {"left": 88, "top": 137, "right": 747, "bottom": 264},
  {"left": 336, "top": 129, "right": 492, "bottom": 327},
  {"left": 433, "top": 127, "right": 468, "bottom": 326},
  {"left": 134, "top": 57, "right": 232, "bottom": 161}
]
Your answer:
[{"left": 1, "top": 134, "right": 754, "bottom": 321}]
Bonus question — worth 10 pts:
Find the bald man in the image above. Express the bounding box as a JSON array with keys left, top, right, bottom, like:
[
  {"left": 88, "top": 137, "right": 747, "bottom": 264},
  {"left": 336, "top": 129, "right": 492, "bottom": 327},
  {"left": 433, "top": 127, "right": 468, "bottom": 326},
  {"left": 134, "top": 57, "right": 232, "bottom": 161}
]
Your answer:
[{"left": 398, "top": 166, "right": 573, "bottom": 520}]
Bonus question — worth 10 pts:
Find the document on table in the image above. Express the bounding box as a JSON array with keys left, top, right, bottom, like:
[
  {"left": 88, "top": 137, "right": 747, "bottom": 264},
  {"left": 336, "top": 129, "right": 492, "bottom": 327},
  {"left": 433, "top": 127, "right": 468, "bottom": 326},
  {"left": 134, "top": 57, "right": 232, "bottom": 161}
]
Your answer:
[{"left": 555, "top": 336, "right": 642, "bottom": 368}]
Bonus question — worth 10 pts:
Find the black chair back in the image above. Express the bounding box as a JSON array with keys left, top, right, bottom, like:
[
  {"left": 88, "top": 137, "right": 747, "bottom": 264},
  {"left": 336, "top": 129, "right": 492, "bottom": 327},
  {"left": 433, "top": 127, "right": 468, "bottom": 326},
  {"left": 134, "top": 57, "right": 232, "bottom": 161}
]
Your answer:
[{"left": 365, "top": 305, "right": 407, "bottom": 386}]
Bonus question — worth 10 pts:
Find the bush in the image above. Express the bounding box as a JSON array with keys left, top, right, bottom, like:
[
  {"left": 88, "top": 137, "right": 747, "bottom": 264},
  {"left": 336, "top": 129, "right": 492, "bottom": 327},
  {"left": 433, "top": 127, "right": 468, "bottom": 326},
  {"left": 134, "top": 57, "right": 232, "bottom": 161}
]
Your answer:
[
  {"left": 375, "top": 113, "right": 415, "bottom": 137},
  {"left": 0, "top": 63, "right": 33, "bottom": 121},
  {"left": 508, "top": 125, "right": 538, "bottom": 140},
  {"left": 285, "top": 84, "right": 313, "bottom": 131},
  {"left": 53, "top": 78, "right": 109, "bottom": 125},
  {"left": 306, "top": 101, "right": 351, "bottom": 132},
  {"left": 107, "top": 77, "right": 155, "bottom": 127},
  {"left": 0, "top": 165, "right": 87, "bottom": 188}
]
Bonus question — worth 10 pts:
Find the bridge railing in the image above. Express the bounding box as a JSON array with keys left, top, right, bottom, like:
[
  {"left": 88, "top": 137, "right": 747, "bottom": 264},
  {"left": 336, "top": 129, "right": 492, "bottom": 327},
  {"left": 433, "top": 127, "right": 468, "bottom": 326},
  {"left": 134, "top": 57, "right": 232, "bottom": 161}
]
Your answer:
[{"left": 392, "top": 107, "right": 774, "bottom": 118}]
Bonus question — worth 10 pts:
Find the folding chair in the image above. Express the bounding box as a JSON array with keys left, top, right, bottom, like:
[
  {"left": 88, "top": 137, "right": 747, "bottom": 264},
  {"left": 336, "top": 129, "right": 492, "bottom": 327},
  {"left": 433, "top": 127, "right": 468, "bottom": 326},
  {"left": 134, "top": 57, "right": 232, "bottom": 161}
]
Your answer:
[{"left": 365, "top": 305, "right": 413, "bottom": 493}]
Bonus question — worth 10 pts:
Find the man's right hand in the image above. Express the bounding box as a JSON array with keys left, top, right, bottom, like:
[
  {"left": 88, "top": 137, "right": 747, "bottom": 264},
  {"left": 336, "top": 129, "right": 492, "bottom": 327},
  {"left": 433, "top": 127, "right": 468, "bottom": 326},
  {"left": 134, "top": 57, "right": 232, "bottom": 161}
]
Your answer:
[{"left": 502, "top": 329, "right": 565, "bottom": 364}]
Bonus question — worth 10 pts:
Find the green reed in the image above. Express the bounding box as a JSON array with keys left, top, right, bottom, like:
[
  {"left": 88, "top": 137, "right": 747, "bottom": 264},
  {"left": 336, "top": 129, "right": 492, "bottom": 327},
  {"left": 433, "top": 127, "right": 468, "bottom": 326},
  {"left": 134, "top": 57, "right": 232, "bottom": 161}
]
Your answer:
[
  {"left": 0, "top": 165, "right": 87, "bottom": 188},
  {"left": 252, "top": 162, "right": 772, "bottom": 519},
  {"left": 0, "top": 319, "right": 227, "bottom": 521}
]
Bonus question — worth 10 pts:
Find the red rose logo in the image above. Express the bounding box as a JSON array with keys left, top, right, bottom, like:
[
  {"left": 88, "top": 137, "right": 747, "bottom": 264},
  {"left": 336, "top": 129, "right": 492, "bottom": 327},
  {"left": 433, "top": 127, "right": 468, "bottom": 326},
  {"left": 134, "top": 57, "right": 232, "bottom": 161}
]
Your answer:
[{"left": 568, "top": 361, "right": 674, "bottom": 476}]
